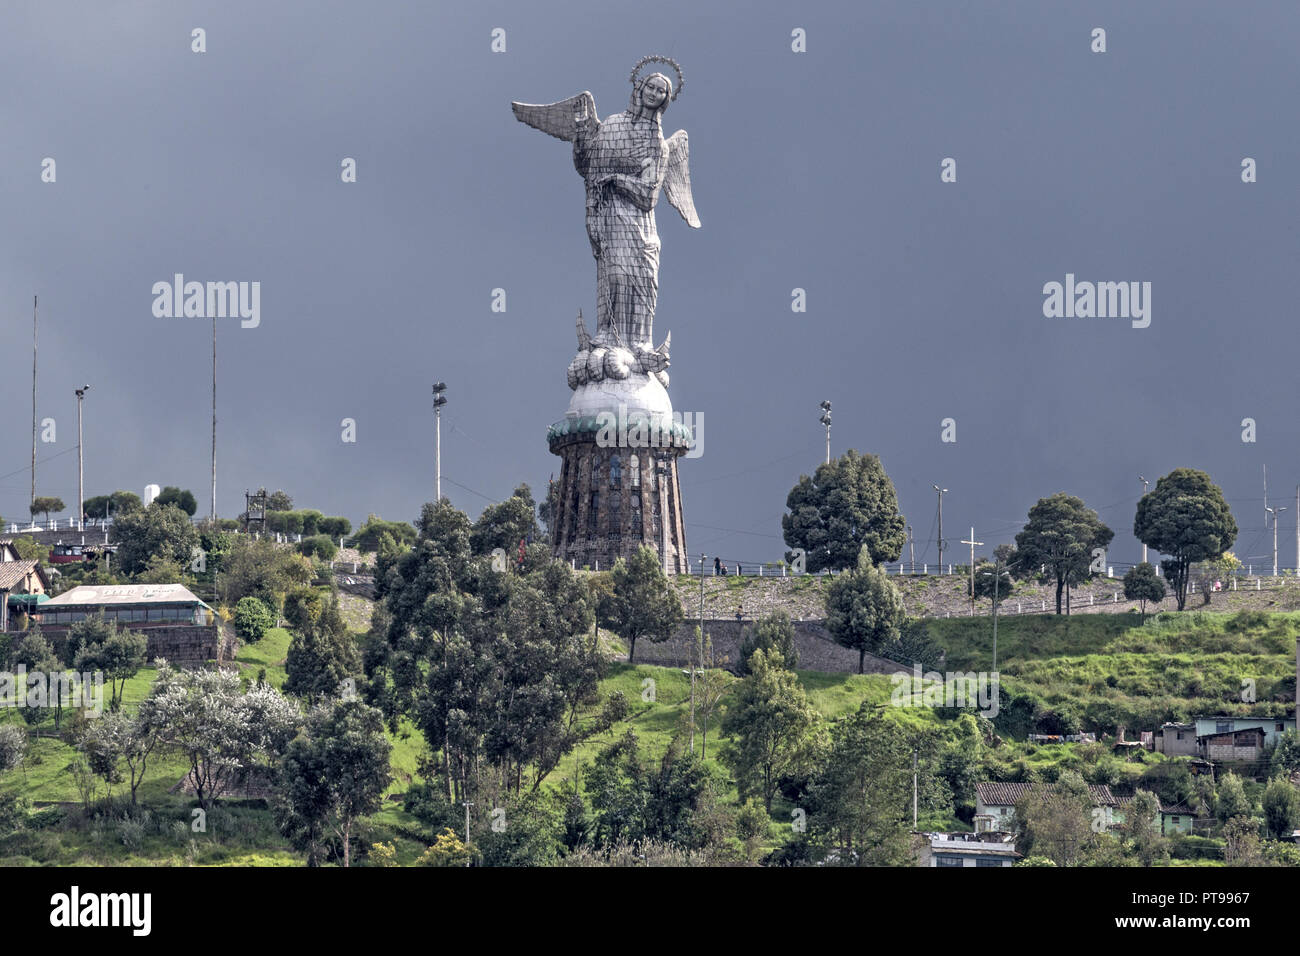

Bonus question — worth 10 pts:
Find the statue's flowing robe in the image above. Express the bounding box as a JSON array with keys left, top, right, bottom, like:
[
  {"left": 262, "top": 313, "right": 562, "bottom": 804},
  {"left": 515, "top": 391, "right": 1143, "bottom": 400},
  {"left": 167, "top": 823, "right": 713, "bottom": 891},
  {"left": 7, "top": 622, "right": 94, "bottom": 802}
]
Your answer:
[{"left": 574, "top": 112, "right": 665, "bottom": 348}]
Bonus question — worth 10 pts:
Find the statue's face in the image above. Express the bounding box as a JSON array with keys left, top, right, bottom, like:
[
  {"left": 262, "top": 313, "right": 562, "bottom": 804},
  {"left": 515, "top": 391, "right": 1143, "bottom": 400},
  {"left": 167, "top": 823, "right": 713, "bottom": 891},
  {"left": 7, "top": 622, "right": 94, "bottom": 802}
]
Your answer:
[{"left": 641, "top": 75, "right": 669, "bottom": 109}]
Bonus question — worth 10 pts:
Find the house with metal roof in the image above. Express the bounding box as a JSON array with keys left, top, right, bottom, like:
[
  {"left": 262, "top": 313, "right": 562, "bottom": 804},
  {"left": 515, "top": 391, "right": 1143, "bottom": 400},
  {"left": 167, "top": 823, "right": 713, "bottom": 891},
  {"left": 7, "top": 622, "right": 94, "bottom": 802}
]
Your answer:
[
  {"left": 915, "top": 830, "right": 1021, "bottom": 867},
  {"left": 0, "top": 551, "right": 51, "bottom": 632},
  {"left": 32, "top": 583, "right": 216, "bottom": 629}
]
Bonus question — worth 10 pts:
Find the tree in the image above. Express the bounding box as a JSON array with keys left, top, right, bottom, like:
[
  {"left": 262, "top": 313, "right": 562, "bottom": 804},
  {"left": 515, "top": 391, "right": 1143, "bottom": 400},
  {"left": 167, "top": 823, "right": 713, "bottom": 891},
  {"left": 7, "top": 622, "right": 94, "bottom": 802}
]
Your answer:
[
  {"left": 318, "top": 516, "right": 352, "bottom": 539},
  {"left": 1262, "top": 777, "right": 1300, "bottom": 840},
  {"left": 233, "top": 596, "right": 274, "bottom": 643},
  {"left": 12, "top": 632, "right": 64, "bottom": 729},
  {"left": 1191, "top": 551, "right": 1240, "bottom": 605},
  {"left": 1013, "top": 493, "right": 1114, "bottom": 615},
  {"left": 824, "top": 546, "right": 905, "bottom": 673},
  {"left": 1215, "top": 771, "right": 1251, "bottom": 823},
  {"left": 1127, "top": 789, "right": 1168, "bottom": 865},
  {"left": 721, "top": 648, "right": 821, "bottom": 812},
  {"left": 469, "top": 484, "right": 539, "bottom": 557},
  {"left": 73, "top": 620, "right": 147, "bottom": 711},
  {"left": 806, "top": 703, "right": 913, "bottom": 865},
  {"left": 781, "top": 450, "right": 906, "bottom": 573},
  {"left": 83, "top": 491, "right": 143, "bottom": 521},
  {"left": 142, "top": 662, "right": 299, "bottom": 810},
  {"left": 30, "top": 496, "right": 65, "bottom": 523},
  {"left": 297, "top": 535, "right": 338, "bottom": 561},
  {"left": 216, "top": 535, "right": 313, "bottom": 612},
  {"left": 273, "top": 698, "right": 392, "bottom": 867},
  {"left": 284, "top": 590, "right": 360, "bottom": 705},
  {"left": 417, "top": 829, "right": 473, "bottom": 867},
  {"left": 1134, "top": 468, "right": 1237, "bottom": 611},
  {"left": 346, "top": 514, "right": 416, "bottom": 553},
  {"left": 971, "top": 560, "right": 1013, "bottom": 606},
  {"left": 735, "top": 799, "right": 770, "bottom": 863},
  {"left": 110, "top": 502, "right": 200, "bottom": 576},
  {"left": 266, "top": 490, "right": 294, "bottom": 512},
  {"left": 1222, "top": 815, "right": 1263, "bottom": 866},
  {"left": 738, "top": 611, "right": 799, "bottom": 674},
  {"left": 1013, "top": 772, "right": 1095, "bottom": 866},
  {"left": 602, "top": 546, "right": 683, "bottom": 663},
  {"left": 1123, "top": 562, "right": 1166, "bottom": 619},
  {"left": 76, "top": 709, "right": 160, "bottom": 806},
  {"left": 0, "top": 724, "right": 26, "bottom": 774},
  {"left": 155, "top": 486, "right": 198, "bottom": 516},
  {"left": 538, "top": 479, "right": 562, "bottom": 547}
]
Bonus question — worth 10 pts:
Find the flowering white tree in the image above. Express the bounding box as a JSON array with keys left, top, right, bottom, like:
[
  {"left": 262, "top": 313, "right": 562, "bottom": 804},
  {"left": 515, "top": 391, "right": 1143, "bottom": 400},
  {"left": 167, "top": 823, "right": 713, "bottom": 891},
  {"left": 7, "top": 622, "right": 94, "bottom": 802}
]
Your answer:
[{"left": 142, "top": 661, "right": 300, "bottom": 809}]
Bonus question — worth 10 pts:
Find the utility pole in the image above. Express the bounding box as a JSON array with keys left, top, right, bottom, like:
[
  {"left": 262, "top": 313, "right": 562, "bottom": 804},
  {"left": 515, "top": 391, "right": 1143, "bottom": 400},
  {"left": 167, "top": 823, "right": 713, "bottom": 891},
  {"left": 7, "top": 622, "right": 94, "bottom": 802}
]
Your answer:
[
  {"left": 961, "top": 527, "right": 983, "bottom": 615},
  {"left": 818, "top": 401, "right": 832, "bottom": 465},
  {"left": 907, "top": 524, "right": 914, "bottom": 573},
  {"left": 912, "top": 748, "right": 919, "bottom": 828},
  {"left": 462, "top": 800, "right": 472, "bottom": 867},
  {"left": 933, "top": 485, "right": 947, "bottom": 575},
  {"left": 1267, "top": 506, "right": 1287, "bottom": 577},
  {"left": 1138, "top": 475, "right": 1149, "bottom": 563},
  {"left": 31, "top": 296, "right": 37, "bottom": 515},
  {"left": 433, "top": 382, "right": 447, "bottom": 501},
  {"left": 1263, "top": 464, "right": 1268, "bottom": 532},
  {"left": 211, "top": 318, "right": 217, "bottom": 522},
  {"left": 1295, "top": 485, "right": 1298, "bottom": 577},
  {"left": 693, "top": 552, "right": 705, "bottom": 755},
  {"left": 75, "top": 386, "right": 89, "bottom": 532}
]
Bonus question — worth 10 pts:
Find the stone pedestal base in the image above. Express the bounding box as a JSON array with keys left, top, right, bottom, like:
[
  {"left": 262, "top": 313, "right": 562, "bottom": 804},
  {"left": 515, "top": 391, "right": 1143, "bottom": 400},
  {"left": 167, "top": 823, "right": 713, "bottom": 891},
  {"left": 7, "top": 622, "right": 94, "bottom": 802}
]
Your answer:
[{"left": 547, "top": 425, "right": 688, "bottom": 575}]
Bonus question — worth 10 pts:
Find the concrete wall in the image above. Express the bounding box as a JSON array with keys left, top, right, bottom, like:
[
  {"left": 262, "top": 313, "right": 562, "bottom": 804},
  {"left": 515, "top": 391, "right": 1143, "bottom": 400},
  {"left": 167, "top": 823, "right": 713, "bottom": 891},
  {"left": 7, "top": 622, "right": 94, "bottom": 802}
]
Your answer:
[{"left": 630, "top": 618, "right": 909, "bottom": 675}]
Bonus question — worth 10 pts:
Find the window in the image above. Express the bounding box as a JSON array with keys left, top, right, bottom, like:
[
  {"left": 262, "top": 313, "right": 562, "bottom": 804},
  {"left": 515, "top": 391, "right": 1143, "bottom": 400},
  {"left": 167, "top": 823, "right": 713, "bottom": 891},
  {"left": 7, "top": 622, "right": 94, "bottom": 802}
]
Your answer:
[
  {"left": 934, "top": 855, "right": 964, "bottom": 868},
  {"left": 629, "top": 455, "right": 640, "bottom": 489},
  {"left": 588, "top": 493, "right": 599, "bottom": 534},
  {"left": 1216, "top": 722, "right": 1232, "bottom": 735},
  {"left": 975, "top": 858, "right": 1004, "bottom": 868},
  {"left": 609, "top": 455, "right": 621, "bottom": 489},
  {"left": 608, "top": 492, "right": 621, "bottom": 538}
]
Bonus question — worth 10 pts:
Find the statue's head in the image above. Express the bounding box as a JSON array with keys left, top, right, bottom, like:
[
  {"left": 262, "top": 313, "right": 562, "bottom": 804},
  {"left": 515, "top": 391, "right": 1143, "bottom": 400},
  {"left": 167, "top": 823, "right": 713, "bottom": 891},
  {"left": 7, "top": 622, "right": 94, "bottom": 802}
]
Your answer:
[
  {"left": 627, "top": 56, "right": 683, "bottom": 116},
  {"left": 631, "top": 73, "right": 671, "bottom": 116}
]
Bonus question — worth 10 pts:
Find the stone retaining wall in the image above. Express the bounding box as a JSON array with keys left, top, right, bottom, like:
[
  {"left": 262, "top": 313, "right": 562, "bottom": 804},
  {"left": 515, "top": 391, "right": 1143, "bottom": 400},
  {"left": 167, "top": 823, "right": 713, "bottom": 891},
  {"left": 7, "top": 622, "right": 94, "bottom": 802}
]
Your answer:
[
  {"left": 630, "top": 618, "right": 908, "bottom": 675},
  {"left": 6, "top": 623, "right": 234, "bottom": 668}
]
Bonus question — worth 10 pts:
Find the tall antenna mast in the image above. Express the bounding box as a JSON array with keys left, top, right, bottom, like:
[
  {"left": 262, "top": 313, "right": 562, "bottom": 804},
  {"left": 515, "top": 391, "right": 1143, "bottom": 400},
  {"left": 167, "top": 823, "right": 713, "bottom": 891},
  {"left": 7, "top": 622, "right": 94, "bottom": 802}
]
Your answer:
[{"left": 31, "top": 296, "right": 37, "bottom": 511}]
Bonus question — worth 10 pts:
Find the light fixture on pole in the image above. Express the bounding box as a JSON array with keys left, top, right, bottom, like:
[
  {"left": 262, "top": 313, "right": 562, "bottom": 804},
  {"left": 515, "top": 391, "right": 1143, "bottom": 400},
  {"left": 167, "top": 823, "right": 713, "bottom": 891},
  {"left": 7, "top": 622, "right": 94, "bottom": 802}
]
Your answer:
[
  {"left": 433, "top": 383, "right": 447, "bottom": 502},
  {"left": 818, "top": 401, "right": 831, "bottom": 465},
  {"left": 1137, "top": 475, "right": 1149, "bottom": 563},
  {"left": 75, "top": 385, "right": 90, "bottom": 532}
]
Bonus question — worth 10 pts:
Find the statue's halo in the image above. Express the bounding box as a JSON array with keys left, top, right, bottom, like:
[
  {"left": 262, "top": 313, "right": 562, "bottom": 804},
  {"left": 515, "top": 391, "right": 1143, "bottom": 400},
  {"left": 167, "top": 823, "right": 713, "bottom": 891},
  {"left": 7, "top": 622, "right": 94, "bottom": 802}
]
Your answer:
[{"left": 629, "top": 55, "right": 684, "bottom": 101}]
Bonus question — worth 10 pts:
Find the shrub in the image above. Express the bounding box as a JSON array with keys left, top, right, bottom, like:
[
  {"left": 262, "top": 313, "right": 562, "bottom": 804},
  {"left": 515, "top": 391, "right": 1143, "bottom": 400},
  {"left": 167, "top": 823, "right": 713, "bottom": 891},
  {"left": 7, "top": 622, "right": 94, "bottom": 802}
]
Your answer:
[
  {"left": 297, "top": 535, "right": 338, "bottom": 561},
  {"left": 233, "top": 596, "right": 274, "bottom": 643}
]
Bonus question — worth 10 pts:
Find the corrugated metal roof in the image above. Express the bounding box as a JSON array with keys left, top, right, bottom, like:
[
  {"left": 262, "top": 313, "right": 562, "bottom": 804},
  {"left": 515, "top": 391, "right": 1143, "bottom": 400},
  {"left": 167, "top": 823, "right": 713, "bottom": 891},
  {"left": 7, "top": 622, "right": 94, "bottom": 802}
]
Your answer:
[
  {"left": 976, "top": 781, "right": 1118, "bottom": 807},
  {"left": 42, "top": 583, "right": 207, "bottom": 607}
]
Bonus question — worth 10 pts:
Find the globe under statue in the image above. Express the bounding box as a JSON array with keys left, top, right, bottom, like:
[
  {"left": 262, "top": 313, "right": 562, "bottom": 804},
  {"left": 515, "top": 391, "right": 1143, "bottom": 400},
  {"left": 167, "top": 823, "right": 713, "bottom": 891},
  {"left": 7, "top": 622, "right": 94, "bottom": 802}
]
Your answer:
[{"left": 513, "top": 55, "right": 699, "bottom": 573}]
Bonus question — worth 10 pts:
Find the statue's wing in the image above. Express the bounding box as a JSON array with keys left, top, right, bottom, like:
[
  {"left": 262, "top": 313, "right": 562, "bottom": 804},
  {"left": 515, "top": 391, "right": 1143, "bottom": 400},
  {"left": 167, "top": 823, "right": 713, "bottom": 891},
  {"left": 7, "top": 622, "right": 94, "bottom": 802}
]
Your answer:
[
  {"left": 510, "top": 91, "right": 599, "bottom": 142},
  {"left": 662, "top": 129, "right": 701, "bottom": 228}
]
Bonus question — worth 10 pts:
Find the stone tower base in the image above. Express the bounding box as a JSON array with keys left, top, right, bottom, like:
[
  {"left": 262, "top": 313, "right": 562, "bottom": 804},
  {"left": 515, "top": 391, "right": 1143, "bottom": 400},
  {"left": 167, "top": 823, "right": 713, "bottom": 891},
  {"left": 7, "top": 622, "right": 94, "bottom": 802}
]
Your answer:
[{"left": 547, "top": 421, "right": 688, "bottom": 574}]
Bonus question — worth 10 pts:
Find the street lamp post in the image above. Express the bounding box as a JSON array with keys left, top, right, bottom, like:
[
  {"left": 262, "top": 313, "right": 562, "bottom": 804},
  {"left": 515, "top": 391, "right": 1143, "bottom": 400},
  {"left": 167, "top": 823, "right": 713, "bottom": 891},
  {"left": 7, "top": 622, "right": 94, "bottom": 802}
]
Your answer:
[
  {"left": 75, "top": 386, "right": 90, "bottom": 532},
  {"left": 1138, "top": 476, "right": 1149, "bottom": 564},
  {"left": 433, "top": 383, "right": 447, "bottom": 501},
  {"left": 818, "top": 401, "right": 831, "bottom": 465}
]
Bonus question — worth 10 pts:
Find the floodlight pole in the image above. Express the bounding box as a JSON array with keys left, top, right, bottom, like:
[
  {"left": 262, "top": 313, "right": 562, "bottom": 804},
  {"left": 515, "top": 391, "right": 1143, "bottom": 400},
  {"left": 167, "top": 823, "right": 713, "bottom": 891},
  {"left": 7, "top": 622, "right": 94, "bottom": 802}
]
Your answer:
[
  {"left": 75, "top": 386, "right": 89, "bottom": 532},
  {"left": 1138, "top": 476, "right": 1149, "bottom": 564},
  {"left": 433, "top": 383, "right": 448, "bottom": 501}
]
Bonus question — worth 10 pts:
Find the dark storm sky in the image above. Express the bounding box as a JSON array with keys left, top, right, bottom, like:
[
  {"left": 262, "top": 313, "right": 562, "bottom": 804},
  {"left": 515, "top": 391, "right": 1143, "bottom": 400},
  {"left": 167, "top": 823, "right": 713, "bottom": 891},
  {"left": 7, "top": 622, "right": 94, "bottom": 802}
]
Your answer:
[{"left": 2, "top": 0, "right": 1298, "bottom": 571}]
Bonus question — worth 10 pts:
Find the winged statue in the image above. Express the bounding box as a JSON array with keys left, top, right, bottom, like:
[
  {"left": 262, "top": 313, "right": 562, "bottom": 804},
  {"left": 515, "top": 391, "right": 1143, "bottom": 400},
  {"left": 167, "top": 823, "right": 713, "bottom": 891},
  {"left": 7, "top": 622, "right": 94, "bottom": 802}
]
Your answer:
[{"left": 513, "top": 56, "right": 699, "bottom": 389}]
